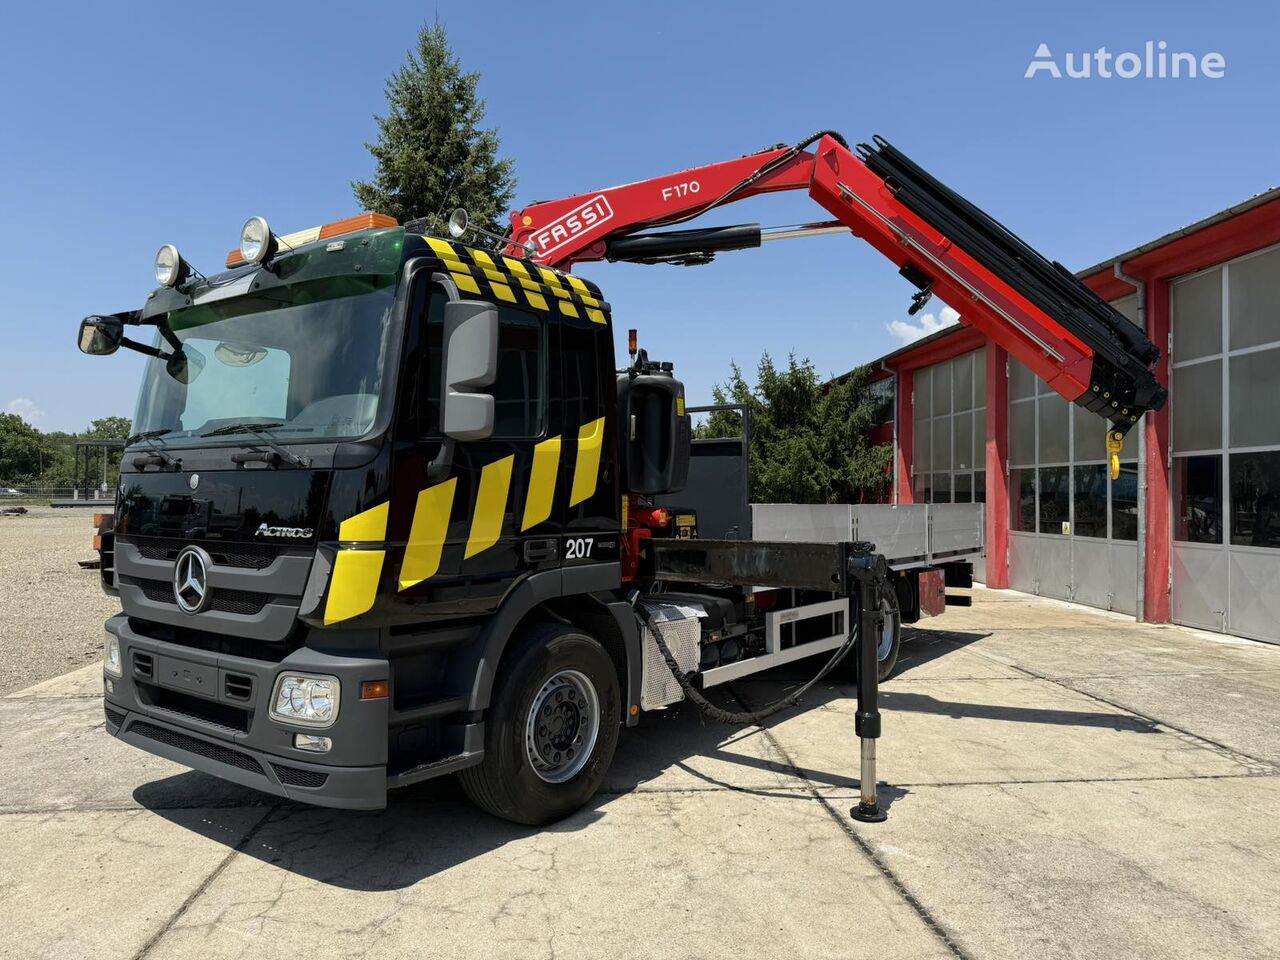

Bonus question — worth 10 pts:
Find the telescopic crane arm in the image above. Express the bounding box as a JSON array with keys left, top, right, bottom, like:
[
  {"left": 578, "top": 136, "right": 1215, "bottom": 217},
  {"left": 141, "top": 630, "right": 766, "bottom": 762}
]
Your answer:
[{"left": 505, "top": 131, "right": 1167, "bottom": 447}]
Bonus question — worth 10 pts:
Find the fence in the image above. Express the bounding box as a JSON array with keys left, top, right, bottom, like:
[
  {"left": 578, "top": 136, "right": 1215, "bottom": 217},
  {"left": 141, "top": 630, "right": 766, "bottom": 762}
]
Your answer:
[{"left": 0, "top": 485, "right": 112, "bottom": 501}]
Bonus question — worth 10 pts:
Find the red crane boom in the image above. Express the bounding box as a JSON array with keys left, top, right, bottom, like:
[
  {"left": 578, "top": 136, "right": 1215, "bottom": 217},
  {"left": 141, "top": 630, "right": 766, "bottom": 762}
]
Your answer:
[{"left": 505, "top": 131, "right": 1165, "bottom": 447}]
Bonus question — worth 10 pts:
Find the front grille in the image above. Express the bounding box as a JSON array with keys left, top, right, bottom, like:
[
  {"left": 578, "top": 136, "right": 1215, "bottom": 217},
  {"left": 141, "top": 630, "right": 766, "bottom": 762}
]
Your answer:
[
  {"left": 127, "top": 577, "right": 270, "bottom": 617},
  {"left": 104, "top": 704, "right": 126, "bottom": 727},
  {"left": 211, "top": 588, "right": 270, "bottom": 616},
  {"left": 127, "top": 619, "right": 296, "bottom": 662},
  {"left": 141, "top": 683, "right": 251, "bottom": 733},
  {"left": 131, "top": 721, "right": 263, "bottom": 776},
  {"left": 125, "top": 537, "right": 282, "bottom": 569},
  {"left": 270, "top": 763, "right": 329, "bottom": 788}
]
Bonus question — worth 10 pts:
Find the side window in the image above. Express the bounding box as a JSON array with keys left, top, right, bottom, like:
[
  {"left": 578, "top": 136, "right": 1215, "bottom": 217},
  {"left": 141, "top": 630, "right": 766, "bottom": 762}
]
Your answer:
[
  {"left": 415, "top": 291, "right": 545, "bottom": 439},
  {"left": 562, "top": 322, "right": 607, "bottom": 429},
  {"left": 491, "top": 308, "right": 546, "bottom": 438}
]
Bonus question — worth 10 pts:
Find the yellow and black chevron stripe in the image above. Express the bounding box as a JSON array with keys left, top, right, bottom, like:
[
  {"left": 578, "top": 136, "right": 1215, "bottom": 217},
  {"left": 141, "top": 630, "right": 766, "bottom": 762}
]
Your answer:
[
  {"left": 323, "top": 502, "right": 390, "bottom": 625},
  {"left": 419, "top": 237, "right": 610, "bottom": 326},
  {"left": 323, "top": 416, "right": 607, "bottom": 623},
  {"left": 397, "top": 415, "right": 606, "bottom": 590}
]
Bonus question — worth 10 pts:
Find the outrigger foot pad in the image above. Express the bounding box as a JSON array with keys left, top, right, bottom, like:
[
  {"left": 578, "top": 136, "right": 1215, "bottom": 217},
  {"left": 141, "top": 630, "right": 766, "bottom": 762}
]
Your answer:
[{"left": 850, "top": 800, "right": 888, "bottom": 823}]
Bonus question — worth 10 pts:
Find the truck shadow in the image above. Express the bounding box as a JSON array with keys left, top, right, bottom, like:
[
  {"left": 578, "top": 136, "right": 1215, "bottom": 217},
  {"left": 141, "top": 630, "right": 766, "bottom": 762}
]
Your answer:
[
  {"left": 132, "top": 681, "right": 898, "bottom": 893},
  {"left": 136, "top": 624, "right": 1160, "bottom": 892}
]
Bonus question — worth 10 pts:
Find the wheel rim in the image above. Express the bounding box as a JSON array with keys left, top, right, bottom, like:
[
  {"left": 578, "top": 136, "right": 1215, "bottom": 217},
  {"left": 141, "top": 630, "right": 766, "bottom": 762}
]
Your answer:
[
  {"left": 524, "top": 669, "right": 600, "bottom": 784},
  {"left": 876, "top": 595, "right": 897, "bottom": 662}
]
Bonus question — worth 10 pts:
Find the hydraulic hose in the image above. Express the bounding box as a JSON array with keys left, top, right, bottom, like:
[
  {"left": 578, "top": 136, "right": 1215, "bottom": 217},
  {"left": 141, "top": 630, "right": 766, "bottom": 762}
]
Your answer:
[{"left": 632, "top": 595, "right": 857, "bottom": 725}]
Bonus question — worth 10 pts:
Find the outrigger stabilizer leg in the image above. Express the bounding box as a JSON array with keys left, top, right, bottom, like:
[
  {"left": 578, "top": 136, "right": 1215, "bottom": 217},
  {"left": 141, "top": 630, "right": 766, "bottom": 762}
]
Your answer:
[
  {"left": 849, "top": 546, "right": 889, "bottom": 824},
  {"left": 641, "top": 537, "right": 895, "bottom": 821}
]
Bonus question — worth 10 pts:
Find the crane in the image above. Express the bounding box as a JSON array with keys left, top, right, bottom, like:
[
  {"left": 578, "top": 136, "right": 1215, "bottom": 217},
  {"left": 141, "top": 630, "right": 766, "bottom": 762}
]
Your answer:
[{"left": 504, "top": 131, "right": 1166, "bottom": 469}]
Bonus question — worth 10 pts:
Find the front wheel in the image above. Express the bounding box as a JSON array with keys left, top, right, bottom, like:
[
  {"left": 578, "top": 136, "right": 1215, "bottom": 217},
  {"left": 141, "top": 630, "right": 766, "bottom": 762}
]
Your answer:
[{"left": 459, "top": 623, "right": 621, "bottom": 825}]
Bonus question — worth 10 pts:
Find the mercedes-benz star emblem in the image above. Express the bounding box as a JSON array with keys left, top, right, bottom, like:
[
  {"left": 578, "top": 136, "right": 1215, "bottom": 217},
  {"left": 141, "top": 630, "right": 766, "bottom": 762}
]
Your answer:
[
  {"left": 188, "top": 473, "right": 200, "bottom": 491},
  {"left": 172, "top": 547, "right": 211, "bottom": 614}
]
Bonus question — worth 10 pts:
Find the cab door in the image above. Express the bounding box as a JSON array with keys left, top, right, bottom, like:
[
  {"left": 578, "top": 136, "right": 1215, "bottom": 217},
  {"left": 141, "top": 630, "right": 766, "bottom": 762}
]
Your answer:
[
  {"left": 556, "top": 312, "right": 620, "bottom": 572},
  {"left": 389, "top": 275, "right": 558, "bottom": 615}
]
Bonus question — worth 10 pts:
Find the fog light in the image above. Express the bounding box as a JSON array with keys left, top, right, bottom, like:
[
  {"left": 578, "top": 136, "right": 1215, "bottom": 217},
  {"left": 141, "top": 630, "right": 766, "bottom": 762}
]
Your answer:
[
  {"left": 294, "top": 733, "right": 332, "bottom": 753},
  {"left": 270, "top": 673, "right": 340, "bottom": 728},
  {"left": 239, "top": 216, "right": 274, "bottom": 265},
  {"left": 105, "top": 678, "right": 115, "bottom": 695},
  {"left": 154, "top": 243, "right": 186, "bottom": 287},
  {"left": 104, "top": 633, "right": 122, "bottom": 677}
]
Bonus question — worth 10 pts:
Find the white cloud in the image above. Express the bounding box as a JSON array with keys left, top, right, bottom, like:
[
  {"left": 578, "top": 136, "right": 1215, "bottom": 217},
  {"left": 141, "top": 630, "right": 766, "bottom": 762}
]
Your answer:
[
  {"left": 5, "top": 398, "right": 45, "bottom": 424},
  {"left": 885, "top": 306, "right": 961, "bottom": 347}
]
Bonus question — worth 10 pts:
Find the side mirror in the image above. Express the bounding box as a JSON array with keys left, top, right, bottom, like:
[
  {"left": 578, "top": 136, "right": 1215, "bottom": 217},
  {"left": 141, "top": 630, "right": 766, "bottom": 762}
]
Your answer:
[
  {"left": 440, "top": 301, "right": 499, "bottom": 441},
  {"left": 78, "top": 316, "right": 123, "bottom": 356}
]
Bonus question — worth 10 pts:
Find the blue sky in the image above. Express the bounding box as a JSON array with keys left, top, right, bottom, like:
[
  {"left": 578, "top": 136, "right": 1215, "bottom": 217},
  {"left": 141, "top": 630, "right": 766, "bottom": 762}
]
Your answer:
[{"left": 1, "top": 0, "right": 1273, "bottom": 432}]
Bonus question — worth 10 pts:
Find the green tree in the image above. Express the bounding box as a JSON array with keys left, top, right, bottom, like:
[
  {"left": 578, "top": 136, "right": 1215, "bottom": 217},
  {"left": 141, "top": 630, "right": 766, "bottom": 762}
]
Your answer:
[
  {"left": 83, "top": 416, "right": 131, "bottom": 492},
  {"left": 85, "top": 416, "right": 131, "bottom": 440},
  {"left": 0, "top": 413, "right": 42, "bottom": 484},
  {"left": 353, "top": 21, "right": 516, "bottom": 239},
  {"left": 700, "top": 354, "right": 892, "bottom": 504},
  {"left": 38, "top": 432, "right": 77, "bottom": 487}
]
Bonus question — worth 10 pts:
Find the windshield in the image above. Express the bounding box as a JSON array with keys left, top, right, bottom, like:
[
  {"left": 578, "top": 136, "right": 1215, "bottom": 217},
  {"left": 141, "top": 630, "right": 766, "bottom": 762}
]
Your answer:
[{"left": 130, "top": 282, "right": 398, "bottom": 448}]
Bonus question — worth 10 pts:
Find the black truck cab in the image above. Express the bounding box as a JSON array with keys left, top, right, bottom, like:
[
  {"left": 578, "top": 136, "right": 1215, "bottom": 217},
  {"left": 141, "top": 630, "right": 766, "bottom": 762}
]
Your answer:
[{"left": 88, "top": 220, "right": 648, "bottom": 818}]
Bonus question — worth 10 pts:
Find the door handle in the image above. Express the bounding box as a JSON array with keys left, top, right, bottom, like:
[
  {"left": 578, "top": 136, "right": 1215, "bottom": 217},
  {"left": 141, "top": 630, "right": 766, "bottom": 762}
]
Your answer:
[{"left": 523, "top": 538, "right": 558, "bottom": 564}]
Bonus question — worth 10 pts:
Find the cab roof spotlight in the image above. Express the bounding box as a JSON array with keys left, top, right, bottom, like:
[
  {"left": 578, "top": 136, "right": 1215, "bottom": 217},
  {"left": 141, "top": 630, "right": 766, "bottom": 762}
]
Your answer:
[
  {"left": 447, "top": 207, "right": 537, "bottom": 257},
  {"left": 154, "top": 244, "right": 190, "bottom": 288},
  {"left": 239, "top": 216, "right": 276, "bottom": 266}
]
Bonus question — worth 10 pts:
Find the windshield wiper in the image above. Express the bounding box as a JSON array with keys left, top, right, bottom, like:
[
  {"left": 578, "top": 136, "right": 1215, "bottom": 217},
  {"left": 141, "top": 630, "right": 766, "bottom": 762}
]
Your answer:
[
  {"left": 127, "top": 428, "right": 172, "bottom": 446},
  {"left": 126, "top": 429, "right": 180, "bottom": 469},
  {"left": 202, "top": 422, "right": 311, "bottom": 468}
]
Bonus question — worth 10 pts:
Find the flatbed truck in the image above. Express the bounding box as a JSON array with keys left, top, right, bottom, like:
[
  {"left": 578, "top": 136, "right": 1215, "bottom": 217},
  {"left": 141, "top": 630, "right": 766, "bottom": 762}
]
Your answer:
[{"left": 78, "top": 132, "right": 1165, "bottom": 824}]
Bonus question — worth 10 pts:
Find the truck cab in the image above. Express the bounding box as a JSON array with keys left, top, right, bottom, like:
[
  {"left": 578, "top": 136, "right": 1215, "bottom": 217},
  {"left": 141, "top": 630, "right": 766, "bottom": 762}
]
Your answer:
[{"left": 85, "top": 216, "right": 638, "bottom": 818}]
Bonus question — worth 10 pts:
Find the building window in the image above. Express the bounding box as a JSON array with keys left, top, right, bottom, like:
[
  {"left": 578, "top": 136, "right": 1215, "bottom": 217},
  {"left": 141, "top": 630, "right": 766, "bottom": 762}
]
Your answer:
[
  {"left": 1073, "top": 464, "right": 1109, "bottom": 539},
  {"left": 1174, "top": 455, "right": 1223, "bottom": 544},
  {"left": 1111, "top": 461, "right": 1138, "bottom": 541},
  {"left": 869, "top": 376, "right": 896, "bottom": 425},
  {"left": 932, "top": 473, "right": 952, "bottom": 503},
  {"left": 1038, "top": 466, "right": 1070, "bottom": 535},
  {"left": 1171, "top": 245, "right": 1280, "bottom": 550},
  {"left": 1009, "top": 355, "right": 1135, "bottom": 543},
  {"left": 911, "top": 350, "right": 986, "bottom": 504},
  {"left": 1230, "top": 451, "right": 1280, "bottom": 548},
  {"left": 1011, "top": 468, "right": 1035, "bottom": 532}
]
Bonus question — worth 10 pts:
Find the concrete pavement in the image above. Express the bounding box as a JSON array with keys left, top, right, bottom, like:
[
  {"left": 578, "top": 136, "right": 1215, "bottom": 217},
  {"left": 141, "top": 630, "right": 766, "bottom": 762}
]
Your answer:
[{"left": 3, "top": 589, "right": 1279, "bottom": 959}]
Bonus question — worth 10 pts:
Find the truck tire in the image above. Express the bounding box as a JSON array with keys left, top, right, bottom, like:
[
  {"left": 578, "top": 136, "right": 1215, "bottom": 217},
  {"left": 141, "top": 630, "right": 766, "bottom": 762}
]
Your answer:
[
  {"left": 459, "top": 622, "right": 621, "bottom": 825},
  {"left": 836, "top": 582, "right": 902, "bottom": 684}
]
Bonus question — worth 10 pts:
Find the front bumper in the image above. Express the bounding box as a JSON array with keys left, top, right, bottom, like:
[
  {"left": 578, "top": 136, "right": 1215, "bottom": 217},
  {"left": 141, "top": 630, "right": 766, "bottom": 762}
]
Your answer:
[{"left": 103, "top": 614, "right": 390, "bottom": 810}]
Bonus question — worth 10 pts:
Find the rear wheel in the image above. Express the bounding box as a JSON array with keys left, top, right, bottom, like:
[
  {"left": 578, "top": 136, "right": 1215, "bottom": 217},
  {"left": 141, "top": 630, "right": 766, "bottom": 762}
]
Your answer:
[
  {"left": 459, "top": 623, "right": 621, "bottom": 825},
  {"left": 837, "top": 581, "right": 902, "bottom": 684}
]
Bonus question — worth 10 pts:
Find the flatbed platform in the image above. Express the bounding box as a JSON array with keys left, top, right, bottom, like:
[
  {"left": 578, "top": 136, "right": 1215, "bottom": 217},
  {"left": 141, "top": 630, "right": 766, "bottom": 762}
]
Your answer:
[{"left": 751, "top": 502, "right": 984, "bottom": 570}]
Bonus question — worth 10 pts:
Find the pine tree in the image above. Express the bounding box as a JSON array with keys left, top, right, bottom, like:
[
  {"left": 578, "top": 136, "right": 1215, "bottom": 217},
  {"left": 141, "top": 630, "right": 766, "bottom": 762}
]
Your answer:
[{"left": 353, "top": 22, "right": 516, "bottom": 239}]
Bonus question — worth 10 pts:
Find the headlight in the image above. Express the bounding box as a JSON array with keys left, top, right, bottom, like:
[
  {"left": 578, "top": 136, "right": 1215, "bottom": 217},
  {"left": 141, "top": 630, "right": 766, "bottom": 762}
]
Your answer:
[
  {"left": 154, "top": 244, "right": 184, "bottom": 287},
  {"left": 270, "top": 673, "right": 340, "bottom": 728},
  {"left": 104, "top": 633, "right": 122, "bottom": 677},
  {"left": 239, "top": 216, "right": 273, "bottom": 265}
]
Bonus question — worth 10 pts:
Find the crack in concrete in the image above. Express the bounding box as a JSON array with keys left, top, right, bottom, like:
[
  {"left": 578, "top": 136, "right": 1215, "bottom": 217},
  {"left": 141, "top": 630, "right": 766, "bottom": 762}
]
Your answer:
[
  {"left": 725, "top": 683, "right": 975, "bottom": 960},
  {"left": 129, "top": 803, "right": 280, "bottom": 960},
  {"left": 964, "top": 651, "right": 1280, "bottom": 775}
]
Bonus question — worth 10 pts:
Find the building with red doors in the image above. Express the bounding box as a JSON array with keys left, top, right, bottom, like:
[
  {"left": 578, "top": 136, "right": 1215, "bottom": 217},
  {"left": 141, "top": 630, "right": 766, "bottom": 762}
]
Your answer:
[{"left": 858, "top": 187, "right": 1280, "bottom": 643}]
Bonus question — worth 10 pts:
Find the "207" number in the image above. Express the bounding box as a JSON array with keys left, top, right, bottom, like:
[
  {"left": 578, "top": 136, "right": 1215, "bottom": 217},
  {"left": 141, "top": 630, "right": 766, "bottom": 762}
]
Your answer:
[{"left": 564, "top": 537, "right": 595, "bottom": 560}]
